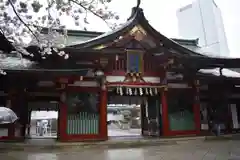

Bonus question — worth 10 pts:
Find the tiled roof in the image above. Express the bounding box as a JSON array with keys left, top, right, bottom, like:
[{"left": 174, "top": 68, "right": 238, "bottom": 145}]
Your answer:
[
  {"left": 0, "top": 32, "right": 15, "bottom": 53},
  {"left": 0, "top": 54, "right": 38, "bottom": 70},
  {"left": 199, "top": 68, "right": 240, "bottom": 78}
]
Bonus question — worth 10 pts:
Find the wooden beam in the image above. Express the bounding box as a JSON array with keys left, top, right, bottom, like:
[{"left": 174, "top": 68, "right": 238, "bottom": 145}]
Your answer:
[{"left": 64, "top": 48, "right": 127, "bottom": 55}]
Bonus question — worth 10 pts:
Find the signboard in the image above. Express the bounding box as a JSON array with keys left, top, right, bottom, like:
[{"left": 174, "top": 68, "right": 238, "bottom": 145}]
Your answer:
[{"left": 127, "top": 50, "right": 143, "bottom": 73}]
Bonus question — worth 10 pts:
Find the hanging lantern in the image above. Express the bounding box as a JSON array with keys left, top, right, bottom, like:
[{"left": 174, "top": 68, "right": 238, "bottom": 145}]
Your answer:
[
  {"left": 139, "top": 88, "right": 143, "bottom": 96},
  {"left": 145, "top": 88, "right": 149, "bottom": 95},
  {"left": 126, "top": 87, "right": 129, "bottom": 95},
  {"left": 129, "top": 88, "right": 132, "bottom": 95},
  {"left": 120, "top": 87, "right": 123, "bottom": 96},
  {"left": 149, "top": 88, "right": 153, "bottom": 96},
  {"left": 116, "top": 87, "right": 120, "bottom": 94}
]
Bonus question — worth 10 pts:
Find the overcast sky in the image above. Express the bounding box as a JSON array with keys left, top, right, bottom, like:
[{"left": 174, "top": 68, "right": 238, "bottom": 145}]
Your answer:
[{"left": 63, "top": 0, "right": 240, "bottom": 57}]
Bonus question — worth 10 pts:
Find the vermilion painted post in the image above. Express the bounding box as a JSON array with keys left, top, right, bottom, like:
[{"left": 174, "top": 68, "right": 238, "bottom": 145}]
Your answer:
[
  {"left": 161, "top": 90, "right": 169, "bottom": 136},
  {"left": 59, "top": 102, "right": 67, "bottom": 141},
  {"left": 59, "top": 90, "right": 68, "bottom": 141},
  {"left": 194, "top": 103, "right": 201, "bottom": 134},
  {"left": 193, "top": 81, "right": 201, "bottom": 134},
  {"left": 99, "top": 89, "right": 108, "bottom": 140}
]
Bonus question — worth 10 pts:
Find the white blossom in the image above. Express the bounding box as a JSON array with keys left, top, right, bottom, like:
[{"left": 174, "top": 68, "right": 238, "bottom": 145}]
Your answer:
[{"left": 0, "top": 0, "right": 120, "bottom": 75}]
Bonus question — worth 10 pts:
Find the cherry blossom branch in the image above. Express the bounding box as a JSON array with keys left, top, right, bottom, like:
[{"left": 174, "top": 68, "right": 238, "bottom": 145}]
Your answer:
[
  {"left": 0, "top": 27, "right": 4, "bottom": 35},
  {"left": 7, "top": 0, "right": 39, "bottom": 42},
  {"left": 85, "top": 0, "right": 95, "bottom": 6},
  {"left": 69, "top": 0, "right": 113, "bottom": 30}
]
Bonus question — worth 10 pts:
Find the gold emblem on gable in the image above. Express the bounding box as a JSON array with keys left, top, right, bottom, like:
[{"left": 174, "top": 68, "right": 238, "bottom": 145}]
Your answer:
[
  {"left": 93, "top": 25, "right": 148, "bottom": 49},
  {"left": 94, "top": 44, "right": 106, "bottom": 50},
  {"left": 129, "top": 25, "right": 147, "bottom": 41}
]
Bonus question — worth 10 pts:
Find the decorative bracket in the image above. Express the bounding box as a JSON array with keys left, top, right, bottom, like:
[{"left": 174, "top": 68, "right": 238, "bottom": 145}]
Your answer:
[{"left": 123, "top": 72, "right": 145, "bottom": 83}]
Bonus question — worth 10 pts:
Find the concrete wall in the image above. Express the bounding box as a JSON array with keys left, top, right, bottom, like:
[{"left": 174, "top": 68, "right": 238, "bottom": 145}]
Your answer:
[{"left": 177, "top": 0, "right": 229, "bottom": 57}]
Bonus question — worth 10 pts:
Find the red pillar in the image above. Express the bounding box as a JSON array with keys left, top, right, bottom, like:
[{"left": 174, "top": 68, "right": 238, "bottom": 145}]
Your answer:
[
  {"left": 193, "top": 80, "right": 201, "bottom": 134},
  {"left": 59, "top": 91, "right": 67, "bottom": 141},
  {"left": 99, "top": 89, "right": 108, "bottom": 140},
  {"left": 161, "top": 89, "right": 169, "bottom": 136},
  {"left": 194, "top": 103, "right": 201, "bottom": 134}
]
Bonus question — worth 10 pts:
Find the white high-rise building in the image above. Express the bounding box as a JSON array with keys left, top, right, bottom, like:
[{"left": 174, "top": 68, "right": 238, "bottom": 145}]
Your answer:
[{"left": 176, "top": 0, "right": 229, "bottom": 57}]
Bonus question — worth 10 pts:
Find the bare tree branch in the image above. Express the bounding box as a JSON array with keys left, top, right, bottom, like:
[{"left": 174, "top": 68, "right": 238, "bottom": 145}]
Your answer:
[{"left": 7, "top": 0, "right": 39, "bottom": 42}]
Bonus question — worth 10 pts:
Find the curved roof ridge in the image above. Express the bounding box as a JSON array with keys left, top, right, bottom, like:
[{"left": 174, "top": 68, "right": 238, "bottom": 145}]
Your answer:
[
  {"left": 68, "top": 7, "right": 205, "bottom": 57},
  {"left": 69, "top": 7, "right": 142, "bottom": 49},
  {"left": 171, "top": 38, "right": 199, "bottom": 46}
]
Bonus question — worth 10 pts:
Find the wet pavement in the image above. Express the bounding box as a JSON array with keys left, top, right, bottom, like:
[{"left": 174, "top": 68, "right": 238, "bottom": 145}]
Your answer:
[{"left": 1, "top": 140, "right": 240, "bottom": 160}]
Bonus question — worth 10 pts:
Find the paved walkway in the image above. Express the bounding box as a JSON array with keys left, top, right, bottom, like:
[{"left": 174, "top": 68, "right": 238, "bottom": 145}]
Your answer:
[
  {"left": 0, "top": 134, "right": 239, "bottom": 152},
  {"left": 0, "top": 140, "right": 240, "bottom": 160}
]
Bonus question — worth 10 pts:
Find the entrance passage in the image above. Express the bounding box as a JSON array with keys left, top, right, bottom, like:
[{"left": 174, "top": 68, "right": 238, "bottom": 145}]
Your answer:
[
  {"left": 30, "top": 111, "right": 58, "bottom": 139},
  {"left": 107, "top": 95, "right": 161, "bottom": 138},
  {"left": 28, "top": 101, "right": 59, "bottom": 139},
  {"left": 107, "top": 103, "right": 142, "bottom": 137}
]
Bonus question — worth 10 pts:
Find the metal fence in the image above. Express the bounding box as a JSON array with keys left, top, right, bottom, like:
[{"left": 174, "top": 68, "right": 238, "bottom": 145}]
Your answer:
[{"left": 67, "top": 112, "right": 99, "bottom": 135}]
